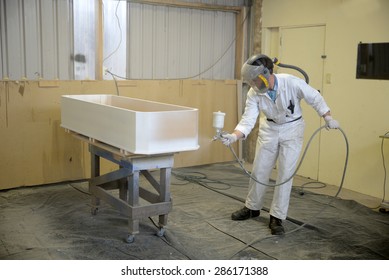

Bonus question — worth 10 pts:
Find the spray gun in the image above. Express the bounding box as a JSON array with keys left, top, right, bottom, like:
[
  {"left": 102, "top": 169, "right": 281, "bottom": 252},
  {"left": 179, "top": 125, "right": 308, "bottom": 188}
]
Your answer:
[{"left": 212, "top": 111, "right": 226, "bottom": 141}]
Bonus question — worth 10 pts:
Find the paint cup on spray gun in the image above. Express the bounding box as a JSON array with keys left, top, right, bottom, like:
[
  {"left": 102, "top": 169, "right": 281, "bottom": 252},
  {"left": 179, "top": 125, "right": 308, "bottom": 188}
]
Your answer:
[{"left": 212, "top": 111, "right": 225, "bottom": 141}]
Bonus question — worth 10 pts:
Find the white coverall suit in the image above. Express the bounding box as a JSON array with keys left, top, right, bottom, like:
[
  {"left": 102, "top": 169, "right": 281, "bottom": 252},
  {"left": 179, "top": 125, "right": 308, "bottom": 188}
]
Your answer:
[{"left": 235, "top": 73, "right": 330, "bottom": 220}]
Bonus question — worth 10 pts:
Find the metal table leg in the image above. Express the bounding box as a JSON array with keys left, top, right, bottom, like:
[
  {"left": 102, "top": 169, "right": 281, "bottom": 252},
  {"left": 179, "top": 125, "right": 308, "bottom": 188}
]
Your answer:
[
  {"left": 90, "top": 153, "right": 100, "bottom": 215},
  {"left": 88, "top": 143, "right": 173, "bottom": 243}
]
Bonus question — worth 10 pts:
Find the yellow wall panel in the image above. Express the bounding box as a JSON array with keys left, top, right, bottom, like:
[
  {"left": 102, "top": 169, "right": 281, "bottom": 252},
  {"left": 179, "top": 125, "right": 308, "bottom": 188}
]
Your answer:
[{"left": 0, "top": 80, "right": 238, "bottom": 190}]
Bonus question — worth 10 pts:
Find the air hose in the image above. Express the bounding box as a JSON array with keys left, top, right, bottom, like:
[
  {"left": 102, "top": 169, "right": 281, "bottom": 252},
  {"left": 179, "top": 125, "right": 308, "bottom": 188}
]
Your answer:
[
  {"left": 228, "top": 125, "right": 349, "bottom": 197},
  {"left": 273, "top": 57, "right": 310, "bottom": 84}
]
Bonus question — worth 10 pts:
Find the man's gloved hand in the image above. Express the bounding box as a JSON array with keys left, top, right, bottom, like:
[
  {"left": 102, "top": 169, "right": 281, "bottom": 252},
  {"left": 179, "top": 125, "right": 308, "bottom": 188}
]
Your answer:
[
  {"left": 324, "top": 115, "right": 340, "bottom": 129},
  {"left": 221, "top": 133, "right": 238, "bottom": 146}
]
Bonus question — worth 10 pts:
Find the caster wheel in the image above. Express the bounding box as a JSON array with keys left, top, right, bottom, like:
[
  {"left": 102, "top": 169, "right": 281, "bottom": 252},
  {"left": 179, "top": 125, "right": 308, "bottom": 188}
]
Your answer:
[
  {"left": 156, "top": 228, "right": 165, "bottom": 237},
  {"left": 126, "top": 234, "right": 135, "bottom": 243}
]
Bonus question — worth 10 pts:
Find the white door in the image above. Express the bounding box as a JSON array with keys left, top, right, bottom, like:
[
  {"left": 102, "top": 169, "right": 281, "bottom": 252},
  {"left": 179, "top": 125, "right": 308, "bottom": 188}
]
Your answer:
[{"left": 277, "top": 25, "right": 326, "bottom": 180}]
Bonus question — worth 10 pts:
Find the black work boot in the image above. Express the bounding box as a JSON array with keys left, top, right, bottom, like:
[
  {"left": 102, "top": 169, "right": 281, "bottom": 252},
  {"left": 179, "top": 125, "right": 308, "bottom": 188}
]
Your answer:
[
  {"left": 269, "top": 215, "right": 285, "bottom": 235},
  {"left": 231, "top": 206, "right": 260, "bottom": 220}
]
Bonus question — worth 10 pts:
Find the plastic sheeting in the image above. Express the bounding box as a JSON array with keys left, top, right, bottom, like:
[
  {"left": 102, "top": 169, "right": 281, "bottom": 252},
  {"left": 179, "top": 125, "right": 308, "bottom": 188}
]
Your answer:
[{"left": 0, "top": 163, "right": 388, "bottom": 260}]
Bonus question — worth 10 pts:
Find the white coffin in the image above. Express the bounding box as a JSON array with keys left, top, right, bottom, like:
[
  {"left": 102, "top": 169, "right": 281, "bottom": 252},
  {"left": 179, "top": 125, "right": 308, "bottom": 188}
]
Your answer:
[{"left": 61, "top": 94, "right": 199, "bottom": 155}]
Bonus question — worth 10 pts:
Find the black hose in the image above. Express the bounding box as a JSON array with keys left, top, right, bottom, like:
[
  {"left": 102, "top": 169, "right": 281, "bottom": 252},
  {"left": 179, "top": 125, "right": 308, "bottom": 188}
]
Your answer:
[
  {"left": 273, "top": 57, "right": 310, "bottom": 84},
  {"left": 228, "top": 126, "right": 349, "bottom": 193}
]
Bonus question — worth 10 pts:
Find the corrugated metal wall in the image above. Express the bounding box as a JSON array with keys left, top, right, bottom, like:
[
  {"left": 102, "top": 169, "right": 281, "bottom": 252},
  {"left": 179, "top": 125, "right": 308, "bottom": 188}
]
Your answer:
[
  {"left": 127, "top": 2, "right": 237, "bottom": 79},
  {"left": 1, "top": 0, "right": 245, "bottom": 80},
  {"left": 74, "top": 0, "right": 96, "bottom": 80},
  {"left": 0, "top": 0, "right": 73, "bottom": 80}
]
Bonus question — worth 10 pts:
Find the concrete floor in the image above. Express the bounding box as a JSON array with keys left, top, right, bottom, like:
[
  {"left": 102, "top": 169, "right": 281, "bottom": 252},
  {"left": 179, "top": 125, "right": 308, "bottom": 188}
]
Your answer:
[
  {"left": 0, "top": 162, "right": 388, "bottom": 260},
  {"left": 276, "top": 169, "right": 384, "bottom": 211}
]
